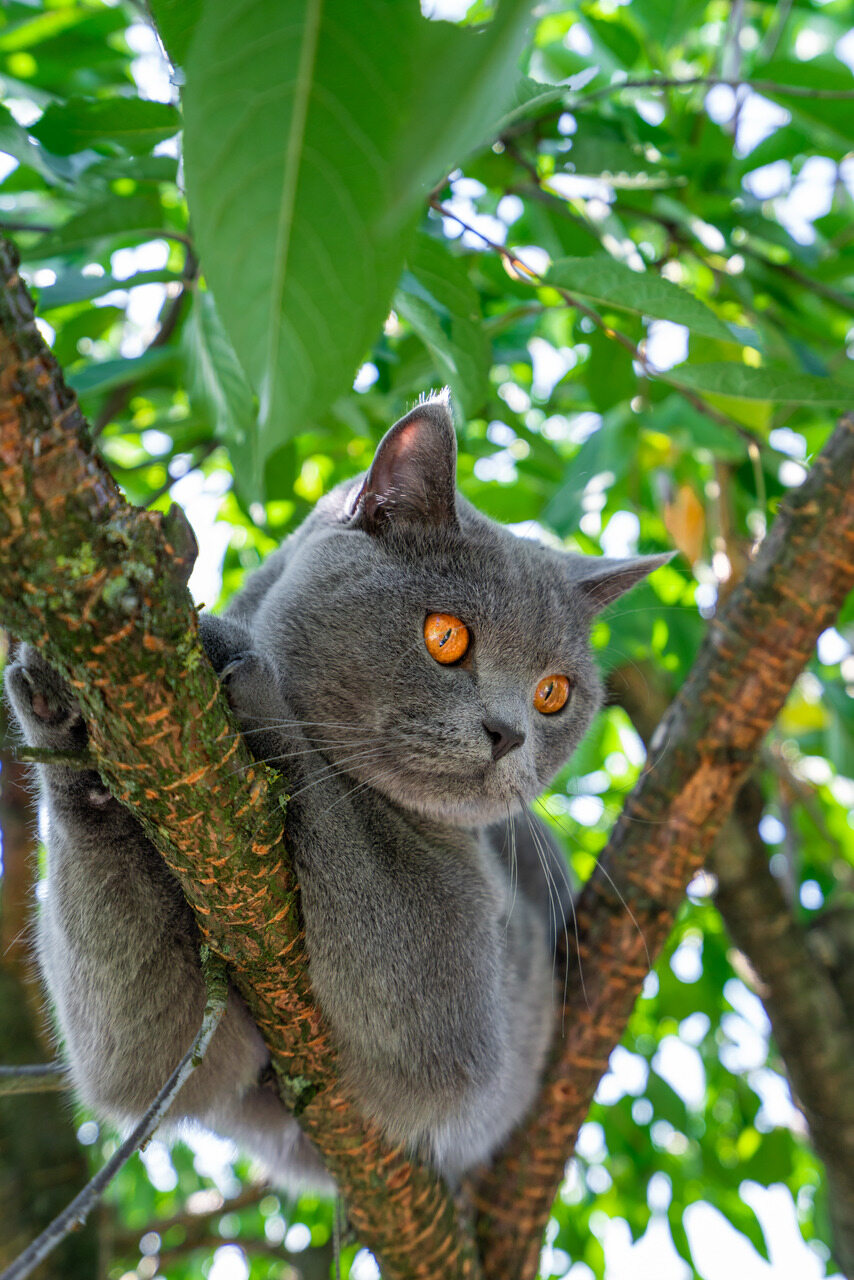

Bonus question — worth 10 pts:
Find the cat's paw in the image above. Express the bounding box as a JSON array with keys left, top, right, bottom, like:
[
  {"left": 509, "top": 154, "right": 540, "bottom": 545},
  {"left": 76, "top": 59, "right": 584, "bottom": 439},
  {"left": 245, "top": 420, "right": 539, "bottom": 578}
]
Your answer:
[
  {"left": 198, "top": 612, "right": 253, "bottom": 676},
  {"left": 197, "top": 615, "right": 289, "bottom": 756},
  {"left": 219, "top": 651, "right": 280, "bottom": 724},
  {"left": 5, "top": 646, "right": 87, "bottom": 752}
]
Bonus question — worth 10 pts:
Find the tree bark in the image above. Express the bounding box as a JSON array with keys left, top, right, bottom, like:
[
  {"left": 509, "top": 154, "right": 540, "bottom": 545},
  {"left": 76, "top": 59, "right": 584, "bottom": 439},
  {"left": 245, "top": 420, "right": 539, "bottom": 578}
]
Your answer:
[
  {"left": 474, "top": 414, "right": 854, "bottom": 1278},
  {"left": 715, "top": 788, "right": 854, "bottom": 1277},
  {"left": 0, "top": 238, "right": 478, "bottom": 1280},
  {"left": 614, "top": 659, "right": 854, "bottom": 1278},
  {"left": 2, "top": 231, "right": 853, "bottom": 1280}
]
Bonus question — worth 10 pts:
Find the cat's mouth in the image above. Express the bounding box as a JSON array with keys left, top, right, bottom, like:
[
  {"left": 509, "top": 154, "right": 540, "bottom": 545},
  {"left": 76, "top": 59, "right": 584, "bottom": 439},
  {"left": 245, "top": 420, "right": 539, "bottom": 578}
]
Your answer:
[{"left": 364, "top": 753, "right": 542, "bottom": 827}]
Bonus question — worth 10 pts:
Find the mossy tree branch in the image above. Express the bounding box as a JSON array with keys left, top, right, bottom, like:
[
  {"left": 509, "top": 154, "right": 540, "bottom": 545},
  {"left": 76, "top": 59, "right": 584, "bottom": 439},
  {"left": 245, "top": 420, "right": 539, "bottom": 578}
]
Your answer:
[
  {"left": 3, "top": 229, "right": 854, "bottom": 1280},
  {"left": 474, "top": 413, "right": 854, "bottom": 1279},
  {"left": 613, "top": 663, "right": 854, "bottom": 1277},
  {"left": 0, "top": 239, "right": 479, "bottom": 1280}
]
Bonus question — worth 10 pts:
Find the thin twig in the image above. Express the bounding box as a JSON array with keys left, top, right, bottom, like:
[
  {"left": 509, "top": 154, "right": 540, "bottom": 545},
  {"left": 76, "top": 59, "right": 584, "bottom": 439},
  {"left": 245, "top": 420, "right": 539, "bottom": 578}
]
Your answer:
[
  {"left": 571, "top": 74, "right": 854, "bottom": 109},
  {"left": 0, "top": 221, "right": 55, "bottom": 236},
  {"left": 430, "top": 199, "right": 762, "bottom": 449},
  {"left": 0, "top": 952, "right": 229, "bottom": 1280},
  {"left": 144, "top": 438, "right": 219, "bottom": 509},
  {"left": 110, "top": 1186, "right": 271, "bottom": 1252},
  {"left": 0, "top": 1063, "right": 68, "bottom": 1097}
]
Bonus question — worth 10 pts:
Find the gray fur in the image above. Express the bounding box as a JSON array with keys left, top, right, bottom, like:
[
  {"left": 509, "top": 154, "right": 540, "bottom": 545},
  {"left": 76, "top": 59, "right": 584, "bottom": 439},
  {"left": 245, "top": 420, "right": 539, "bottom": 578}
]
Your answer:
[{"left": 5, "top": 395, "right": 667, "bottom": 1186}]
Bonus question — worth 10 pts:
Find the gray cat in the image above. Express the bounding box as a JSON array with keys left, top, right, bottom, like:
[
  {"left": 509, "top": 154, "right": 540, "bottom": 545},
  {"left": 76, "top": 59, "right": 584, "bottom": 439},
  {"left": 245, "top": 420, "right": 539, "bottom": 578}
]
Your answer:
[{"left": 5, "top": 394, "right": 667, "bottom": 1186}]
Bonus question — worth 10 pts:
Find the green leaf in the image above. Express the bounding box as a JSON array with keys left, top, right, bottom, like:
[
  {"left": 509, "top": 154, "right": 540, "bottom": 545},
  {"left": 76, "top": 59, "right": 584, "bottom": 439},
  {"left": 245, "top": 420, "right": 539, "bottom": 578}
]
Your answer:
[
  {"left": 543, "top": 410, "right": 631, "bottom": 534},
  {"left": 37, "top": 268, "right": 182, "bottom": 310},
  {"left": 824, "top": 682, "right": 854, "bottom": 778},
  {"left": 183, "top": 291, "right": 261, "bottom": 500},
  {"left": 394, "top": 234, "right": 490, "bottom": 416},
  {"left": 489, "top": 66, "right": 598, "bottom": 135},
  {"left": 630, "top": 0, "right": 702, "bottom": 49},
  {"left": 719, "top": 1191, "right": 770, "bottom": 1261},
  {"left": 671, "top": 363, "right": 854, "bottom": 405},
  {"left": 586, "top": 325, "right": 637, "bottom": 412},
  {"left": 645, "top": 395, "right": 746, "bottom": 462},
  {"left": 181, "top": 0, "right": 532, "bottom": 458},
  {"left": 67, "top": 347, "right": 177, "bottom": 396},
  {"left": 31, "top": 193, "right": 171, "bottom": 257},
  {"left": 31, "top": 97, "right": 181, "bottom": 156},
  {"left": 667, "top": 1204, "right": 695, "bottom": 1268},
  {"left": 547, "top": 255, "right": 738, "bottom": 344},
  {"left": 757, "top": 58, "right": 854, "bottom": 147}
]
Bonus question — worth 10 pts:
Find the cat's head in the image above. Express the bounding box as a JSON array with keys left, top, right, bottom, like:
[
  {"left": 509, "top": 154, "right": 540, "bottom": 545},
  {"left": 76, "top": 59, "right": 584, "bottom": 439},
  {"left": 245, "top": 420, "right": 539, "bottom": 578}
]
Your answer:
[{"left": 253, "top": 395, "right": 669, "bottom": 826}]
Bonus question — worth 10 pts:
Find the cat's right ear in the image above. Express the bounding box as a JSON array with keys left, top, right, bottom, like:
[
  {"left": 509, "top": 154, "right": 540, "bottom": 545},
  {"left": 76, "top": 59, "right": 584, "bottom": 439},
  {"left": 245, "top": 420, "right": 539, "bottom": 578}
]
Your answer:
[{"left": 348, "top": 394, "right": 459, "bottom": 534}]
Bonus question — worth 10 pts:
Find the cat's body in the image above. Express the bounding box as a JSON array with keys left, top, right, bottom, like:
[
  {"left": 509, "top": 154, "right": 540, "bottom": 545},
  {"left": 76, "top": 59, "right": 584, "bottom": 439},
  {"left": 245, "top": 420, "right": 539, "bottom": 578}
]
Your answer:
[{"left": 6, "top": 396, "right": 666, "bottom": 1185}]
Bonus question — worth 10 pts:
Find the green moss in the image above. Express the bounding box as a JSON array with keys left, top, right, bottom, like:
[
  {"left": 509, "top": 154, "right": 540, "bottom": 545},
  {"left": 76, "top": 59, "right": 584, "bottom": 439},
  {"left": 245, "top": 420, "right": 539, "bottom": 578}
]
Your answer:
[
  {"left": 55, "top": 542, "right": 96, "bottom": 580},
  {"left": 275, "top": 1070, "right": 319, "bottom": 1115},
  {"left": 100, "top": 574, "right": 131, "bottom": 608}
]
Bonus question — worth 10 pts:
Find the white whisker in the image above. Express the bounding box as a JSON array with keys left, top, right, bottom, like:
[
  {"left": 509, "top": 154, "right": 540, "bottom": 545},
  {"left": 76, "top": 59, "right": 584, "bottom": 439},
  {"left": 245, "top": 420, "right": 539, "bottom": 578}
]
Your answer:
[{"left": 535, "top": 797, "right": 651, "bottom": 973}]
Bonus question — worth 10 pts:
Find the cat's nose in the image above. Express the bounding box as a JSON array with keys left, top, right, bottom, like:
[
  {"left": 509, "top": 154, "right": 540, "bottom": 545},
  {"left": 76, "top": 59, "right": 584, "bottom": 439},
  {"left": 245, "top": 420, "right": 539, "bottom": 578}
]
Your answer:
[{"left": 482, "top": 718, "right": 525, "bottom": 762}]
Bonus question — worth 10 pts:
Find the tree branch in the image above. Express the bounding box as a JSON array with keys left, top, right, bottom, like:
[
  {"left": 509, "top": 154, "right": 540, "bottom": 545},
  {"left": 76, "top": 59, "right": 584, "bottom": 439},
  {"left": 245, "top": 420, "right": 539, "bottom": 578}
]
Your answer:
[
  {"left": 613, "top": 661, "right": 854, "bottom": 1276},
  {"left": 570, "top": 74, "right": 854, "bottom": 108},
  {"left": 0, "top": 1063, "right": 68, "bottom": 1097},
  {"left": 0, "top": 237, "right": 479, "bottom": 1280},
  {"left": 430, "top": 200, "right": 764, "bottom": 451},
  {"left": 474, "top": 413, "right": 854, "bottom": 1278},
  {"left": 715, "top": 790, "right": 854, "bottom": 1275}
]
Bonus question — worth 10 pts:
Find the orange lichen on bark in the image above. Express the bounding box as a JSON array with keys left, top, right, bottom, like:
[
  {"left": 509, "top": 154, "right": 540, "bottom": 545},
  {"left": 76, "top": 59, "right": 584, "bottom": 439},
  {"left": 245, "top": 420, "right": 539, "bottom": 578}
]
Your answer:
[{"left": 0, "top": 238, "right": 478, "bottom": 1280}]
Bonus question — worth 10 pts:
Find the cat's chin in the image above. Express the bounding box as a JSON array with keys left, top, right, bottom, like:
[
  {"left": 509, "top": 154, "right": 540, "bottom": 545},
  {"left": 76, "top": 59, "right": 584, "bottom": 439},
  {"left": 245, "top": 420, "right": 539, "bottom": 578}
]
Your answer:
[{"left": 372, "top": 775, "right": 537, "bottom": 829}]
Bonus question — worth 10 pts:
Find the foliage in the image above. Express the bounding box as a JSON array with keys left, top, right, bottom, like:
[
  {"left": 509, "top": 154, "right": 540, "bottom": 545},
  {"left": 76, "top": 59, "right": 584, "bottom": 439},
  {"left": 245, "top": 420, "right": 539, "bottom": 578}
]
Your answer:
[{"left": 0, "top": 0, "right": 852, "bottom": 1278}]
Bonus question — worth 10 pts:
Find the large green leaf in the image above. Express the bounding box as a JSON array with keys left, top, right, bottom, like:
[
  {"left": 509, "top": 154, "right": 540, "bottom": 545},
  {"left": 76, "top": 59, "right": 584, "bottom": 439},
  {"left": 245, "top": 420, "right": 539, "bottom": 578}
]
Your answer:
[
  {"left": 757, "top": 58, "right": 854, "bottom": 147},
  {"left": 31, "top": 97, "right": 180, "bottom": 156},
  {"left": 543, "top": 410, "right": 632, "bottom": 534},
  {"left": 181, "top": 0, "right": 532, "bottom": 459},
  {"left": 671, "top": 363, "right": 854, "bottom": 404},
  {"left": 148, "top": 0, "right": 203, "bottom": 66},
  {"left": 547, "top": 256, "right": 738, "bottom": 344},
  {"left": 0, "top": 102, "right": 76, "bottom": 185}
]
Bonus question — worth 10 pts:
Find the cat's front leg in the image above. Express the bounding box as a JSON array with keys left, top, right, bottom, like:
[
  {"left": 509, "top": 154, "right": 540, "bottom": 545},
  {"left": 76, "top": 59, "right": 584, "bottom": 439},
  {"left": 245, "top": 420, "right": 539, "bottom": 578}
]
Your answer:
[{"left": 3, "top": 644, "right": 270, "bottom": 1127}]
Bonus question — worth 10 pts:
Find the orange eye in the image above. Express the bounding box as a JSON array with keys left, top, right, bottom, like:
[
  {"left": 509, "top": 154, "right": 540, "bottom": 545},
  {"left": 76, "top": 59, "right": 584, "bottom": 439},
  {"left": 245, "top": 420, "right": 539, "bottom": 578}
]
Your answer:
[
  {"left": 534, "top": 674, "right": 570, "bottom": 714},
  {"left": 424, "top": 613, "right": 469, "bottom": 664}
]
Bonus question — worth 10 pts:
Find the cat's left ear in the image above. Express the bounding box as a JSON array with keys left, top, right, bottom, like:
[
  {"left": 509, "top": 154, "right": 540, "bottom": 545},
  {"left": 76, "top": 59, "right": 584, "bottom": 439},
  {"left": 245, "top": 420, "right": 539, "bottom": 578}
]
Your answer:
[
  {"left": 568, "top": 552, "right": 674, "bottom": 612},
  {"left": 350, "top": 393, "right": 458, "bottom": 534}
]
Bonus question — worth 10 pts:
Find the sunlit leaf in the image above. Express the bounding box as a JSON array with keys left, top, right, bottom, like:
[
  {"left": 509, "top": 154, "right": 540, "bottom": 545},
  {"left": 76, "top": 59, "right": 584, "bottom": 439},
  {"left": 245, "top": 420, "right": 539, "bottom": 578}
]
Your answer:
[
  {"left": 32, "top": 98, "right": 180, "bottom": 156},
  {"left": 547, "top": 255, "right": 738, "bottom": 344},
  {"left": 672, "top": 363, "right": 854, "bottom": 404},
  {"left": 181, "top": 0, "right": 532, "bottom": 456}
]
